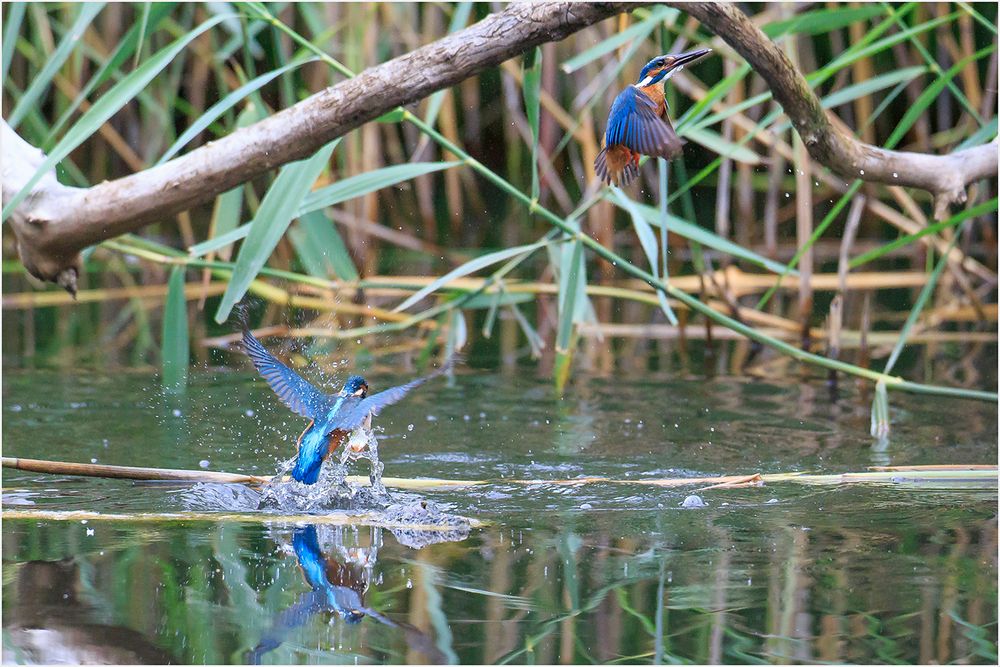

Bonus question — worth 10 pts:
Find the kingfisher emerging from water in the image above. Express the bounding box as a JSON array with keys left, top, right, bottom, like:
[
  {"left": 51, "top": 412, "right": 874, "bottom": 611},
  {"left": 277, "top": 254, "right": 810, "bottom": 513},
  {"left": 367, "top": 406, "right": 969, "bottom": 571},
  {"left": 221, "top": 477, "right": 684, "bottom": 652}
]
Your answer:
[
  {"left": 239, "top": 322, "right": 452, "bottom": 485},
  {"left": 594, "top": 48, "right": 712, "bottom": 187}
]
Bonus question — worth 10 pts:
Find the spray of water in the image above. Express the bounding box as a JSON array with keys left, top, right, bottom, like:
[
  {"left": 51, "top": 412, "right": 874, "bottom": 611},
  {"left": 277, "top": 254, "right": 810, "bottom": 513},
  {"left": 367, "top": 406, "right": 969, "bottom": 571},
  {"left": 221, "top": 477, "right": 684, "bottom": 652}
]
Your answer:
[{"left": 256, "top": 427, "right": 392, "bottom": 512}]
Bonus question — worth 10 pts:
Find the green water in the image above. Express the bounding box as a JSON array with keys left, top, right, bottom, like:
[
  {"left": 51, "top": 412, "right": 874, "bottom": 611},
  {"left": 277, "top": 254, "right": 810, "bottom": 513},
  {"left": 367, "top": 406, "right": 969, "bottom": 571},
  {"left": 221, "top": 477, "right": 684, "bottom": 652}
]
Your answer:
[{"left": 2, "top": 369, "right": 997, "bottom": 664}]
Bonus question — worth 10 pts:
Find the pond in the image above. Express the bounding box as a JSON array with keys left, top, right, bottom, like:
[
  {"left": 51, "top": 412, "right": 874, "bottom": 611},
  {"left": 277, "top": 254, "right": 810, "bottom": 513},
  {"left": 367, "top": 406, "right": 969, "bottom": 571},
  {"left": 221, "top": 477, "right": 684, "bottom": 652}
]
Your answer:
[{"left": 2, "top": 368, "right": 997, "bottom": 664}]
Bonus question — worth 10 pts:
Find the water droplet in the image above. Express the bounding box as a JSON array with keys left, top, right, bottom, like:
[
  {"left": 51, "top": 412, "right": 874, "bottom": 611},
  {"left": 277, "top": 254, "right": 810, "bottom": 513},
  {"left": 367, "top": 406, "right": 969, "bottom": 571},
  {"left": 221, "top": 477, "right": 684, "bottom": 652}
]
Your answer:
[
  {"left": 199, "top": 460, "right": 210, "bottom": 469},
  {"left": 859, "top": 169, "right": 865, "bottom": 175},
  {"left": 245, "top": 409, "right": 255, "bottom": 417},
  {"left": 90, "top": 458, "right": 97, "bottom": 464},
  {"left": 407, "top": 424, "right": 414, "bottom": 432},
  {"left": 580, "top": 502, "right": 593, "bottom": 510},
  {"left": 681, "top": 495, "right": 706, "bottom": 508},
  {"left": 172, "top": 408, "right": 182, "bottom": 417}
]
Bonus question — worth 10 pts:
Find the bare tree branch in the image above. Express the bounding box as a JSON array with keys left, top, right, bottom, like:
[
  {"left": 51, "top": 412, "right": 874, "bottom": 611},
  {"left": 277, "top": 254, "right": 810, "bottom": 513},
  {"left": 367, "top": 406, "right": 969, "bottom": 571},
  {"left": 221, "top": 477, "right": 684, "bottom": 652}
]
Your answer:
[
  {"left": 2, "top": 2, "right": 632, "bottom": 293},
  {"left": 678, "top": 2, "right": 998, "bottom": 220}
]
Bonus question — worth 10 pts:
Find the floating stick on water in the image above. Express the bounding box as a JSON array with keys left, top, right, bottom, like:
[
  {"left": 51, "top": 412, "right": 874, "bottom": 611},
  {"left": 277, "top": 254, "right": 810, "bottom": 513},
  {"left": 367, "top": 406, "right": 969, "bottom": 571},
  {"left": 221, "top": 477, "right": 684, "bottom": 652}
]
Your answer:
[{"left": 3, "top": 457, "right": 995, "bottom": 492}]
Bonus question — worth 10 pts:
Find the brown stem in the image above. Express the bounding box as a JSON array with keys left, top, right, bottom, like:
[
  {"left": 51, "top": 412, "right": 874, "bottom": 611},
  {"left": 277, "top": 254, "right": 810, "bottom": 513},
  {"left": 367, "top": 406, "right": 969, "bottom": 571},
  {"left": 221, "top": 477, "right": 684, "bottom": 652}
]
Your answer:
[
  {"left": 678, "top": 2, "right": 998, "bottom": 220},
  {"left": 2, "top": 2, "right": 633, "bottom": 291}
]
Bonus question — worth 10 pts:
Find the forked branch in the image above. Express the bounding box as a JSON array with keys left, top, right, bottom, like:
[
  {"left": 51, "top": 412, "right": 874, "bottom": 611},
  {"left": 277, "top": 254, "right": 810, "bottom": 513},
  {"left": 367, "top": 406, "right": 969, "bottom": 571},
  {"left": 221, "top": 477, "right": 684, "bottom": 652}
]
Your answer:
[{"left": 678, "top": 2, "right": 997, "bottom": 220}]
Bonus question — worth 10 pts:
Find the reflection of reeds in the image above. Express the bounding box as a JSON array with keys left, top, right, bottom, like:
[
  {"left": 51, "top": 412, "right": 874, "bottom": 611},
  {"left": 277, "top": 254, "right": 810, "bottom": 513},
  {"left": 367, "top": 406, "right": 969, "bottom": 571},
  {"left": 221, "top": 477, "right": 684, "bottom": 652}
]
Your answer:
[{"left": 2, "top": 4, "right": 996, "bottom": 412}]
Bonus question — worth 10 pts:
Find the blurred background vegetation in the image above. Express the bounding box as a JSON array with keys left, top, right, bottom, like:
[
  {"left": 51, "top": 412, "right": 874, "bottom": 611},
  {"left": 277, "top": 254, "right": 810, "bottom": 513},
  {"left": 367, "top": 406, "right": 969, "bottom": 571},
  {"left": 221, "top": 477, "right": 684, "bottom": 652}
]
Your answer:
[{"left": 2, "top": 2, "right": 997, "bottom": 399}]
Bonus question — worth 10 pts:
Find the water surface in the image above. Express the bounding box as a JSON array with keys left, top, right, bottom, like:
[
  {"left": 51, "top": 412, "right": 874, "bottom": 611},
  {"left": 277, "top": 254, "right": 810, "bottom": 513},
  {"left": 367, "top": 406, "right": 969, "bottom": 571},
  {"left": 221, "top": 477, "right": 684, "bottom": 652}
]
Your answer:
[{"left": 3, "top": 369, "right": 997, "bottom": 663}]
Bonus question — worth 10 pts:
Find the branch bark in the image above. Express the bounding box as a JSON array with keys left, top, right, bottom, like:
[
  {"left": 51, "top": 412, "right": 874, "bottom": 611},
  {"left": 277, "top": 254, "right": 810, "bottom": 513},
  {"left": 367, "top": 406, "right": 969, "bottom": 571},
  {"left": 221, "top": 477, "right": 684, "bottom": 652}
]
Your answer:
[
  {"left": 2, "top": 2, "right": 632, "bottom": 293},
  {"left": 678, "top": 2, "right": 998, "bottom": 220}
]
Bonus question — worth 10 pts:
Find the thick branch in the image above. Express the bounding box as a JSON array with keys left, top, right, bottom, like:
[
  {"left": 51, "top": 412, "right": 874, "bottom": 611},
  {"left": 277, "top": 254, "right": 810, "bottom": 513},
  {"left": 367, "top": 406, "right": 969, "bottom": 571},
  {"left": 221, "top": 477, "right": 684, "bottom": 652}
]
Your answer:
[
  {"left": 3, "top": 2, "right": 631, "bottom": 289},
  {"left": 679, "top": 2, "right": 998, "bottom": 220}
]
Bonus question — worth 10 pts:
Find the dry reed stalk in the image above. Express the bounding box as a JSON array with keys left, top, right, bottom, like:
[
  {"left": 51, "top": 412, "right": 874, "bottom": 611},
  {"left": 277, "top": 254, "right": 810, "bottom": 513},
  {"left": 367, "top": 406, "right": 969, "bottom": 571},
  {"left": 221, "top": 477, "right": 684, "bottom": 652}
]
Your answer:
[
  {"left": 2, "top": 282, "right": 228, "bottom": 308},
  {"left": 5, "top": 457, "right": 995, "bottom": 491},
  {"left": 1, "top": 509, "right": 484, "bottom": 529}
]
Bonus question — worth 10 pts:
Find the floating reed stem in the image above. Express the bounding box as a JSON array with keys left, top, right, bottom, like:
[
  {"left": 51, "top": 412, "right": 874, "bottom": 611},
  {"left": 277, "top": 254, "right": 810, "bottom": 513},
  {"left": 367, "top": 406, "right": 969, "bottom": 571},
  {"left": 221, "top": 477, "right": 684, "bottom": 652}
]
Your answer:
[
  {"left": 3, "top": 457, "right": 995, "bottom": 491},
  {"left": 0, "top": 509, "right": 484, "bottom": 529}
]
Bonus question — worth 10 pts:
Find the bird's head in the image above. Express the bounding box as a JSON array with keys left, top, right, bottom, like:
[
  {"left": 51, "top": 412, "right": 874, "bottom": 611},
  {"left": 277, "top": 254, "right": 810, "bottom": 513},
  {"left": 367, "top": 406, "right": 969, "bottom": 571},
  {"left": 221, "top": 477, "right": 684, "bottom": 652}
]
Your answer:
[
  {"left": 636, "top": 48, "right": 712, "bottom": 87},
  {"left": 341, "top": 375, "right": 369, "bottom": 398}
]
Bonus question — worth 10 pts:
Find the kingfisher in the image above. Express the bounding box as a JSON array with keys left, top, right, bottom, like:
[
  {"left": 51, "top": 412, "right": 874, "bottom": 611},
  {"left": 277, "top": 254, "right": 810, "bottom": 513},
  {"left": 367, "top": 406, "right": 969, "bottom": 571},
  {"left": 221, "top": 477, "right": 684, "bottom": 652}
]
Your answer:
[
  {"left": 239, "top": 323, "right": 452, "bottom": 485},
  {"left": 594, "top": 48, "right": 712, "bottom": 187}
]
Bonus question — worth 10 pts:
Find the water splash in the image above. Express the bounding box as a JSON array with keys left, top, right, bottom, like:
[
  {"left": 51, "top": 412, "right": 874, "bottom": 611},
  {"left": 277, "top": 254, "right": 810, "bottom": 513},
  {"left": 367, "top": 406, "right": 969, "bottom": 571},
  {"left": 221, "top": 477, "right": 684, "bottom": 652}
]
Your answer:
[{"left": 255, "top": 428, "right": 392, "bottom": 513}]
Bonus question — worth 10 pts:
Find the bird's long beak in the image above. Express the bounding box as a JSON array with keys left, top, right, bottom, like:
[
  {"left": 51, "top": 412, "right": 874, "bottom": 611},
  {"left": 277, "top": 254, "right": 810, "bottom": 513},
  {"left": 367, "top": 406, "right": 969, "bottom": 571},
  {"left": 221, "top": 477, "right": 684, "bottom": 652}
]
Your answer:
[{"left": 668, "top": 47, "right": 712, "bottom": 71}]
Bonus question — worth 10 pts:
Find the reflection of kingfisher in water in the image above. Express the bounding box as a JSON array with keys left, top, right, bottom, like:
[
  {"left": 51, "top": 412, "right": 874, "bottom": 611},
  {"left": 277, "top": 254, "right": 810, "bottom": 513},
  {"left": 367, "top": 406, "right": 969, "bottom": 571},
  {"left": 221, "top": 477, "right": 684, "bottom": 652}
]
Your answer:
[
  {"left": 246, "top": 525, "right": 445, "bottom": 664},
  {"left": 238, "top": 310, "right": 453, "bottom": 484}
]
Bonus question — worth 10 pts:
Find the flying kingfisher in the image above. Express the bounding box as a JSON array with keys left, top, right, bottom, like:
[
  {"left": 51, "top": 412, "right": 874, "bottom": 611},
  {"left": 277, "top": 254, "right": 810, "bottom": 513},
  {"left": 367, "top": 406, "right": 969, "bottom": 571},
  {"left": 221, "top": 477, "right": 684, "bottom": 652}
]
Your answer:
[
  {"left": 239, "top": 323, "right": 452, "bottom": 485},
  {"left": 594, "top": 48, "right": 712, "bottom": 187}
]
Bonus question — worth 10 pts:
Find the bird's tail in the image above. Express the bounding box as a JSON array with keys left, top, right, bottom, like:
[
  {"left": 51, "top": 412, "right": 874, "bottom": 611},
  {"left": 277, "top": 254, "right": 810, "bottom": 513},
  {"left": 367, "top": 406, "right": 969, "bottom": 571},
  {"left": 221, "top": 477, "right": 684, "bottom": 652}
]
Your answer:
[
  {"left": 291, "top": 456, "right": 321, "bottom": 484},
  {"left": 594, "top": 147, "right": 638, "bottom": 187}
]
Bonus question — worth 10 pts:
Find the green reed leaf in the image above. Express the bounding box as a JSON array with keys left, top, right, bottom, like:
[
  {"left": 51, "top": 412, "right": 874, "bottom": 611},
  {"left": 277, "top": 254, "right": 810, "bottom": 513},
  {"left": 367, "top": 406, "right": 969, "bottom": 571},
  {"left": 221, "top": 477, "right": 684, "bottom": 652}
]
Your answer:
[
  {"left": 850, "top": 199, "right": 998, "bottom": 269},
  {"left": 7, "top": 3, "right": 105, "bottom": 129},
  {"left": 214, "top": 139, "right": 338, "bottom": 323},
  {"left": 161, "top": 265, "right": 189, "bottom": 391},
  {"left": 393, "top": 240, "right": 548, "bottom": 313},
  {"left": 157, "top": 57, "right": 317, "bottom": 165},
  {"left": 189, "top": 161, "right": 457, "bottom": 256},
  {"left": 2, "top": 13, "right": 231, "bottom": 222}
]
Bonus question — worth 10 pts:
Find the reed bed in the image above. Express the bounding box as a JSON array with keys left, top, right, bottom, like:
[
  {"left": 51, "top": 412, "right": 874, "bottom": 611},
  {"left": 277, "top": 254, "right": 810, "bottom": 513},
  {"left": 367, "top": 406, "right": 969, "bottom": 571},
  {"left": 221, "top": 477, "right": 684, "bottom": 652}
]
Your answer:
[{"left": 2, "top": 3, "right": 997, "bottom": 425}]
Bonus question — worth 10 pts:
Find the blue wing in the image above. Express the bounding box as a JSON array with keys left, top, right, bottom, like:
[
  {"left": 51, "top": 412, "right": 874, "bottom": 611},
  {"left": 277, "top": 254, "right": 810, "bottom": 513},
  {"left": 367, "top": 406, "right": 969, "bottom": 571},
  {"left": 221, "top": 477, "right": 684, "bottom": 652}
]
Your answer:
[
  {"left": 605, "top": 87, "right": 682, "bottom": 159},
  {"left": 332, "top": 357, "right": 457, "bottom": 432},
  {"left": 241, "top": 328, "right": 333, "bottom": 420}
]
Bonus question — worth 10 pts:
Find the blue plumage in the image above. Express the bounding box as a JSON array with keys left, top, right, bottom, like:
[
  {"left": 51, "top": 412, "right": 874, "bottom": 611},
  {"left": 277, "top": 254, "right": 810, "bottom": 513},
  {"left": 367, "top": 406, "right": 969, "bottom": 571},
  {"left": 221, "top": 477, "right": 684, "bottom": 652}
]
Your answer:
[
  {"left": 604, "top": 86, "right": 682, "bottom": 159},
  {"left": 595, "top": 48, "right": 711, "bottom": 186},
  {"left": 240, "top": 323, "right": 454, "bottom": 484}
]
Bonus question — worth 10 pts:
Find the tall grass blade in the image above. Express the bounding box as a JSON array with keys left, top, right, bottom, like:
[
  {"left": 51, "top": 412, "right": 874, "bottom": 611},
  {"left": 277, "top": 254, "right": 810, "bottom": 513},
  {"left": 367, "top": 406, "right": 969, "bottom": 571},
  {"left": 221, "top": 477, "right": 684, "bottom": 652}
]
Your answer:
[
  {"left": 297, "top": 210, "right": 358, "bottom": 281},
  {"left": 157, "top": 57, "right": 317, "bottom": 164},
  {"left": 2, "top": 13, "right": 231, "bottom": 222},
  {"left": 883, "top": 235, "right": 962, "bottom": 375},
  {"left": 189, "top": 161, "right": 457, "bottom": 256},
  {"left": 133, "top": 2, "right": 152, "bottom": 67},
  {"left": 560, "top": 6, "right": 675, "bottom": 74},
  {"left": 510, "top": 302, "right": 544, "bottom": 358},
  {"left": 554, "top": 239, "right": 584, "bottom": 391},
  {"left": 419, "top": 2, "right": 473, "bottom": 129},
  {"left": 850, "top": 199, "right": 998, "bottom": 268},
  {"left": 7, "top": 3, "right": 105, "bottom": 129},
  {"left": 657, "top": 159, "right": 678, "bottom": 326},
  {"left": 523, "top": 46, "right": 542, "bottom": 200},
  {"left": 681, "top": 127, "right": 761, "bottom": 164},
  {"left": 870, "top": 379, "right": 890, "bottom": 439},
  {"left": 447, "top": 309, "right": 467, "bottom": 357},
  {"left": 819, "top": 66, "right": 927, "bottom": 110},
  {"left": 956, "top": 116, "right": 998, "bottom": 150},
  {"left": 762, "top": 4, "right": 886, "bottom": 37},
  {"left": 45, "top": 3, "right": 177, "bottom": 147},
  {"left": 885, "top": 45, "right": 995, "bottom": 149},
  {"left": 214, "top": 140, "right": 337, "bottom": 323},
  {"left": 606, "top": 191, "right": 795, "bottom": 275},
  {"left": 393, "top": 240, "right": 548, "bottom": 313},
  {"left": 161, "top": 265, "right": 189, "bottom": 391},
  {"left": 2, "top": 2, "right": 26, "bottom": 82}
]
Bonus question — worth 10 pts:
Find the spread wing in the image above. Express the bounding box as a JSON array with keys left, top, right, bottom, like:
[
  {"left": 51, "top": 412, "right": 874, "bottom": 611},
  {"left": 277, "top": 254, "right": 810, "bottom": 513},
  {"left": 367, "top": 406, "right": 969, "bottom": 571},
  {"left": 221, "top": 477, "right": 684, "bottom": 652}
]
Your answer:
[
  {"left": 332, "top": 357, "right": 457, "bottom": 432},
  {"left": 241, "top": 327, "right": 332, "bottom": 420},
  {"left": 604, "top": 86, "right": 683, "bottom": 159}
]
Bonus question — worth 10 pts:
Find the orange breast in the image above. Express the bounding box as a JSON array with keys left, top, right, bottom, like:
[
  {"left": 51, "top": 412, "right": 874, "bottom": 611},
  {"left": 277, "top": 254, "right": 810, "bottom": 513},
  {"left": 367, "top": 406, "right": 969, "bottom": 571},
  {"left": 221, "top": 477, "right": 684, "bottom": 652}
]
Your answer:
[{"left": 638, "top": 85, "right": 667, "bottom": 118}]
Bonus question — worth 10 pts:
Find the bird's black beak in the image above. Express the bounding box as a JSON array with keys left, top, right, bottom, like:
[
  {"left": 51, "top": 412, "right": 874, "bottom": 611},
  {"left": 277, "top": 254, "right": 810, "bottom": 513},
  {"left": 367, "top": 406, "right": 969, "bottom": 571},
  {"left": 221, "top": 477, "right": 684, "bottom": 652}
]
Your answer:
[{"left": 668, "top": 47, "right": 712, "bottom": 71}]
